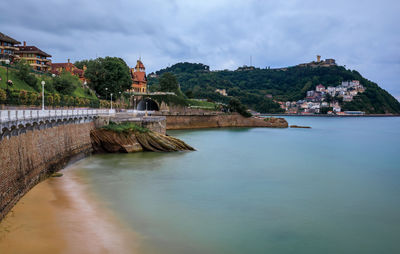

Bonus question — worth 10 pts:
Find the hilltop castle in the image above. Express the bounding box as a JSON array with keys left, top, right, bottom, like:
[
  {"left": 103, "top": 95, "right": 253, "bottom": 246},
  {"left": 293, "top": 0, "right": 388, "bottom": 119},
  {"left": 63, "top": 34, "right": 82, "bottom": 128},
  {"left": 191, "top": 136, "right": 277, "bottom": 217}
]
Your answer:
[{"left": 298, "top": 55, "right": 336, "bottom": 68}]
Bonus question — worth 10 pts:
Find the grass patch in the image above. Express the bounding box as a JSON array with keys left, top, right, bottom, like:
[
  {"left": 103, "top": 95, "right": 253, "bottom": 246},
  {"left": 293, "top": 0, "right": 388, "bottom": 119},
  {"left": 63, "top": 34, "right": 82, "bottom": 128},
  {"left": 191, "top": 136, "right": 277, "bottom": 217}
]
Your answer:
[
  {"left": 72, "top": 85, "right": 97, "bottom": 100},
  {"left": 188, "top": 99, "right": 216, "bottom": 109},
  {"left": 0, "top": 66, "right": 37, "bottom": 92},
  {"left": 101, "top": 121, "right": 149, "bottom": 134}
]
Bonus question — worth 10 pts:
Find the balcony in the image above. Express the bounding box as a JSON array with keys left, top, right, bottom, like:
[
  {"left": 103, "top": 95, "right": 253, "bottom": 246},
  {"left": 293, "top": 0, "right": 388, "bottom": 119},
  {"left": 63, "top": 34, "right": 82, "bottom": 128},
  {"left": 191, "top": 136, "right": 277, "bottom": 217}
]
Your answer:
[
  {"left": 0, "top": 45, "right": 19, "bottom": 51},
  {"left": 22, "top": 57, "right": 50, "bottom": 62}
]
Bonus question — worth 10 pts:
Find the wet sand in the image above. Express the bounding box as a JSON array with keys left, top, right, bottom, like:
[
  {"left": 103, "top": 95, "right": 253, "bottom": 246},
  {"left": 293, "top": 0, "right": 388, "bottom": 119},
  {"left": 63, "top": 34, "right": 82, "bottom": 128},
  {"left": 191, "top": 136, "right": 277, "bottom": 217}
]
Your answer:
[{"left": 0, "top": 169, "right": 139, "bottom": 254}]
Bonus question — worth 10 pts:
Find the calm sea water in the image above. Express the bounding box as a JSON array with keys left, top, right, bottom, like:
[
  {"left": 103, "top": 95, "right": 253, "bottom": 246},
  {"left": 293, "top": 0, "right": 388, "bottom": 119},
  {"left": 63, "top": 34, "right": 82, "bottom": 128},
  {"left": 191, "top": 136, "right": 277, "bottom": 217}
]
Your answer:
[{"left": 70, "top": 117, "right": 400, "bottom": 254}]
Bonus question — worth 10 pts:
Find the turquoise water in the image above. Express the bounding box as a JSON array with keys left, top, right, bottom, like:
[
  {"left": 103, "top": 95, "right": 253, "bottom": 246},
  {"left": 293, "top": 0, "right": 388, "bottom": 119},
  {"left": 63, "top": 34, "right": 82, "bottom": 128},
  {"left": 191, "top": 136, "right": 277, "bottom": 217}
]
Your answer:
[{"left": 71, "top": 117, "right": 400, "bottom": 254}]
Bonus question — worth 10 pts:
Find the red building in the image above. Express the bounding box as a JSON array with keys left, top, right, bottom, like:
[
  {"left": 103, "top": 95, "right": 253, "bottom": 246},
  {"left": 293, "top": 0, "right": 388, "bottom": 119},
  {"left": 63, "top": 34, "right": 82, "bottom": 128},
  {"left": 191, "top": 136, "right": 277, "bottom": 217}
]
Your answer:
[
  {"left": 50, "top": 59, "right": 86, "bottom": 82},
  {"left": 129, "top": 59, "right": 147, "bottom": 93}
]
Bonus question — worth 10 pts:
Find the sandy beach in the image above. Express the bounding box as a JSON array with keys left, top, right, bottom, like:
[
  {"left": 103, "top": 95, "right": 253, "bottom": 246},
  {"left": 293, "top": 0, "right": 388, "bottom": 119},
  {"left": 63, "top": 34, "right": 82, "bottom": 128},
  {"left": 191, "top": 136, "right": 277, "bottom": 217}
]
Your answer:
[{"left": 0, "top": 168, "right": 139, "bottom": 254}]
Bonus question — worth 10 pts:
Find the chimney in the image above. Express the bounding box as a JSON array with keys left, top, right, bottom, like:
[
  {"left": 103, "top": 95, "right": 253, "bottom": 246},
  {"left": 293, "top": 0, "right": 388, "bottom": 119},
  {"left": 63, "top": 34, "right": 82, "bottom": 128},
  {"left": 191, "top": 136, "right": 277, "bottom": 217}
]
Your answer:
[
  {"left": 23, "top": 41, "right": 26, "bottom": 46},
  {"left": 317, "top": 55, "right": 321, "bottom": 62},
  {"left": 68, "top": 58, "right": 70, "bottom": 63}
]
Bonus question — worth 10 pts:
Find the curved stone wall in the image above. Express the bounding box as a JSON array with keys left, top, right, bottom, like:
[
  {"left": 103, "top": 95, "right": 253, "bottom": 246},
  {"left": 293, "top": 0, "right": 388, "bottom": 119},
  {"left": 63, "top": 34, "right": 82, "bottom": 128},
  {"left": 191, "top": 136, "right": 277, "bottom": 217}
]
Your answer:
[{"left": 0, "top": 120, "right": 95, "bottom": 220}]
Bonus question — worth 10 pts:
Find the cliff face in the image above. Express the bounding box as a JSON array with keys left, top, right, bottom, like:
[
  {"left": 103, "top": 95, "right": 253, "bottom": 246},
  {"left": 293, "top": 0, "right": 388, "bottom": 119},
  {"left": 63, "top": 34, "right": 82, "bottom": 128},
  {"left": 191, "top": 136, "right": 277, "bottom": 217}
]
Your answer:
[
  {"left": 90, "top": 129, "right": 195, "bottom": 153},
  {"left": 165, "top": 114, "right": 288, "bottom": 130},
  {"left": 0, "top": 122, "right": 94, "bottom": 220}
]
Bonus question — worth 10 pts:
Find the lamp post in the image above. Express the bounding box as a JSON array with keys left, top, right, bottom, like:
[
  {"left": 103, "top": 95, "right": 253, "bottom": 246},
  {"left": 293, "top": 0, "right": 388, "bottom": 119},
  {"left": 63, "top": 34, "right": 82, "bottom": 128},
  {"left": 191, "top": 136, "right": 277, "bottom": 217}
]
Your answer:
[
  {"left": 5, "top": 59, "right": 10, "bottom": 94},
  {"left": 145, "top": 101, "right": 148, "bottom": 117},
  {"left": 110, "top": 93, "right": 113, "bottom": 110},
  {"left": 105, "top": 87, "right": 108, "bottom": 100},
  {"left": 41, "top": 80, "right": 45, "bottom": 110}
]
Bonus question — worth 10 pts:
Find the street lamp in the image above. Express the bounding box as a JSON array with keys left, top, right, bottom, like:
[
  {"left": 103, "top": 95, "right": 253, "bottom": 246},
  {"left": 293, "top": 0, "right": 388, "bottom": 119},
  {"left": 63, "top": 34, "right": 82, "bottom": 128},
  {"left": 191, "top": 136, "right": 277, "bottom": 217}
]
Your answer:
[
  {"left": 110, "top": 93, "right": 113, "bottom": 110},
  {"left": 105, "top": 87, "right": 108, "bottom": 100},
  {"left": 41, "top": 80, "right": 45, "bottom": 110},
  {"left": 5, "top": 59, "right": 10, "bottom": 94}
]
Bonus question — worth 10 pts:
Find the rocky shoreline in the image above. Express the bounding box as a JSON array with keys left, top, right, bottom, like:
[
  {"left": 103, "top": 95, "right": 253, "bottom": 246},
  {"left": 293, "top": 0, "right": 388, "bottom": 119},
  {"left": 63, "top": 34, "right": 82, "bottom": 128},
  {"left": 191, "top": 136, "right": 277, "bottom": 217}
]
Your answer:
[
  {"left": 165, "top": 114, "right": 288, "bottom": 130},
  {"left": 90, "top": 128, "right": 195, "bottom": 153}
]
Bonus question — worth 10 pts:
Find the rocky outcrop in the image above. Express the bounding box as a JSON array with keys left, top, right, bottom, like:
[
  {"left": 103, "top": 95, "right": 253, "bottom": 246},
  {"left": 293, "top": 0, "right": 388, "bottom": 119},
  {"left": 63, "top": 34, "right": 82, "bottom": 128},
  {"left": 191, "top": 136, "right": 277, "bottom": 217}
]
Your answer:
[
  {"left": 165, "top": 114, "right": 288, "bottom": 130},
  {"left": 290, "top": 125, "right": 311, "bottom": 129},
  {"left": 262, "top": 117, "right": 289, "bottom": 127},
  {"left": 90, "top": 129, "right": 195, "bottom": 153}
]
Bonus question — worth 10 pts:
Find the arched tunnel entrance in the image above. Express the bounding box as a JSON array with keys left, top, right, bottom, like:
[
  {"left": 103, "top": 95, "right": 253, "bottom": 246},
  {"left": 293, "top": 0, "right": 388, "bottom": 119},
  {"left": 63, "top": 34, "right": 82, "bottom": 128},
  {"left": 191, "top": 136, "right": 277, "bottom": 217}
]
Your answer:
[{"left": 137, "top": 98, "right": 159, "bottom": 111}]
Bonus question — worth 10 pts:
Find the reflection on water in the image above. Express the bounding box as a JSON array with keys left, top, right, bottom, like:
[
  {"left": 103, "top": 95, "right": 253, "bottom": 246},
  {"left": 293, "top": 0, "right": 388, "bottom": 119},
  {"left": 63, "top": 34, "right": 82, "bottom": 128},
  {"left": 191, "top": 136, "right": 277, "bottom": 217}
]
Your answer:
[{"left": 71, "top": 117, "right": 400, "bottom": 254}]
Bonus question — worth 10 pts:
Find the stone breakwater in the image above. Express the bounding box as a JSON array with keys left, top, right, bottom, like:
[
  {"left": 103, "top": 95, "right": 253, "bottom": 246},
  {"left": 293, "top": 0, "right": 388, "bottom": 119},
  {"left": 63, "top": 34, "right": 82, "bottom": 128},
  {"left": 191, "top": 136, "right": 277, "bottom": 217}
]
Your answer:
[
  {"left": 0, "top": 122, "right": 94, "bottom": 220},
  {"left": 165, "top": 114, "right": 288, "bottom": 130}
]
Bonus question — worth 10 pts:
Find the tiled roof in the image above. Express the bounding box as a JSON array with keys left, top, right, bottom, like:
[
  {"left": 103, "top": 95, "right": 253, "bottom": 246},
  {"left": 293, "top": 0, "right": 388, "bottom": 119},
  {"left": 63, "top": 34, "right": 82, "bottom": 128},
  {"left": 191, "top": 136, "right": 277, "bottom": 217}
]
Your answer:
[
  {"left": 73, "top": 68, "right": 84, "bottom": 77},
  {"left": 133, "top": 71, "right": 146, "bottom": 82},
  {"left": 50, "top": 62, "right": 85, "bottom": 78},
  {"left": 16, "top": 45, "right": 51, "bottom": 57},
  {"left": 0, "top": 32, "right": 20, "bottom": 45},
  {"left": 51, "top": 63, "right": 74, "bottom": 69},
  {"left": 136, "top": 60, "right": 145, "bottom": 69}
]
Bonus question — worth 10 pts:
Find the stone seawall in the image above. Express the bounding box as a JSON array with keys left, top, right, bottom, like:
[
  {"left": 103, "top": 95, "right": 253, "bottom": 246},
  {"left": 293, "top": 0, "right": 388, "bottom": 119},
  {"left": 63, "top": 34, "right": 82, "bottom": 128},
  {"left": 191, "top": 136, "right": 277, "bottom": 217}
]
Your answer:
[
  {"left": 166, "top": 114, "right": 288, "bottom": 130},
  {"left": 0, "top": 122, "right": 94, "bottom": 220}
]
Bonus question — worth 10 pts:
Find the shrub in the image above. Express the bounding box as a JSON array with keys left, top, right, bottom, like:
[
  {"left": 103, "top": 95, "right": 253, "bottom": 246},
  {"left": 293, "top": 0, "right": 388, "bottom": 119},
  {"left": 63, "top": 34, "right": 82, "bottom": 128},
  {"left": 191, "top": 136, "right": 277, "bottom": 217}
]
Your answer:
[
  {"left": 101, "top": 122, "right": 149, "bottom": 134},
  {"left": 100, "top": 100, "right": 110, "bottom": 108},
  {"left": 19, "top": 90, "right": 28, "bottom": 104},
  {"left": 0, "top": 88, "right": 6, "bottom": 102},
  {"left": 29, "top": 92, "right": 38, "bottom": 105},
  {"left": 54, "top": 94, "right": 61, "bottom": 105},
  {"left": 46, "top": 95, "right": 54, "bottom": 105}
]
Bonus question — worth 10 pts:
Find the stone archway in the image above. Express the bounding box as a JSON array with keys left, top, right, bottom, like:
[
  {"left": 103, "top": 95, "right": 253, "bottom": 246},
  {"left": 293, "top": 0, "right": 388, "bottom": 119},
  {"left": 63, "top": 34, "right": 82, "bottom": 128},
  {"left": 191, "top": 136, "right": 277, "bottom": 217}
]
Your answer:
[{"left": 137, "top": 98, "right": 160, "bottom": 111}]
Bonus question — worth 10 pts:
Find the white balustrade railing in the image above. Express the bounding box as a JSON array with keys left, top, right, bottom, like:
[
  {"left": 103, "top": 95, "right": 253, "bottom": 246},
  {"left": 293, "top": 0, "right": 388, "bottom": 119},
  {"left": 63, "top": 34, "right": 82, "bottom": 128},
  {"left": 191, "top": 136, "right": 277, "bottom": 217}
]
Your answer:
[{"left": 0, "top": 109, "right": 116, "bottom": 123}]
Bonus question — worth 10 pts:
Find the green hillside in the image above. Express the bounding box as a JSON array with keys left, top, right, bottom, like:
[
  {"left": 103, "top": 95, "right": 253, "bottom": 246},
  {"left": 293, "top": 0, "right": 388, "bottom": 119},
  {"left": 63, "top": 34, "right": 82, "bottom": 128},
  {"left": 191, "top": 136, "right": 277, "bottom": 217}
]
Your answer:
[
  {"left": 0, "top": 67, "right": 37, "bottom": 92},
  {"left": 0, "top": 65, "right": 101, "bottom": 107},
  {"left": 148, "top": 62, "right": 400, "bottom": 114}
]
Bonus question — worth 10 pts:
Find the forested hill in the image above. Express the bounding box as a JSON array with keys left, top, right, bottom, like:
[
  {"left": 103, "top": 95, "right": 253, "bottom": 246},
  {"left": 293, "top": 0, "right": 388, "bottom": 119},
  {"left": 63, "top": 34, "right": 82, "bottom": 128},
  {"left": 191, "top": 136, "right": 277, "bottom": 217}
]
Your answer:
[{"left": 147, "top": 62, "right": 400, "bottom": 114}]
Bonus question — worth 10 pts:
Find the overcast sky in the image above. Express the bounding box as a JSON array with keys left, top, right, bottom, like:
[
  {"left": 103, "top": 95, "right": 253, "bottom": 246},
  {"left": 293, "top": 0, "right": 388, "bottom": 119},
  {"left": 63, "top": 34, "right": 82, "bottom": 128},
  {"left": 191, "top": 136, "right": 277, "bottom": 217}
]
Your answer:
[{"left": 1, "top": 0, "right": 399, "bottom": 100}]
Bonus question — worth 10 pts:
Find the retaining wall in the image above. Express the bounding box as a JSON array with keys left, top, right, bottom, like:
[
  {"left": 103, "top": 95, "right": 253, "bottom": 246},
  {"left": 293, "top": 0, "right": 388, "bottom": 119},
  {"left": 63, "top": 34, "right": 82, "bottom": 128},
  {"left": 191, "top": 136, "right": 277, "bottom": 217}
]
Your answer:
[{"left": 0, "top": 121, "right": 94, "bottom": 220}]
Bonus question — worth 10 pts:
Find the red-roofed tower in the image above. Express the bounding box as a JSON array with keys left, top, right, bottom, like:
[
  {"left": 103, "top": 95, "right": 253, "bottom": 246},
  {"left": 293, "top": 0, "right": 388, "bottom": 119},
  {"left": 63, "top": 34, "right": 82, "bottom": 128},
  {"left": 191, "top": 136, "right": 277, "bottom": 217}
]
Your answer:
[{"left": 130, "top": 59, "right": 147, "bottom": 93}]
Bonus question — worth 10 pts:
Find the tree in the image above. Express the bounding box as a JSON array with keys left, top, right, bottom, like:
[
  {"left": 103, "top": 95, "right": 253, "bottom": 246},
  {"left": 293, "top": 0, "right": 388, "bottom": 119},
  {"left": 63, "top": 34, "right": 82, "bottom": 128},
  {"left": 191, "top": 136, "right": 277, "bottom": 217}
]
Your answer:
[
  {"left": 82, "top": 57, "right": 132, "bottom": 99},
  {"left": 320, "top": 107, "right": 332, "bottom": 114},
  {"left": 228, "top": 98, "right": 252, "bottom": 117},
  {"left": 74, "top": 59, "right": 90, "bottom": 69},
  {"left": 53, "top": 71, "right": 79, "bottom": 95},
  {"left": 325, "top": 93, "right": 333, "bottom": 103},
  {"left": 15, "top": 60, "right": 38, "bottom": 90},
  {"left": 159, "top": 72, "right": 179, "bottom": 93},
  {"left": 185, "top": 90, "right": 194, "bottom": 99}
]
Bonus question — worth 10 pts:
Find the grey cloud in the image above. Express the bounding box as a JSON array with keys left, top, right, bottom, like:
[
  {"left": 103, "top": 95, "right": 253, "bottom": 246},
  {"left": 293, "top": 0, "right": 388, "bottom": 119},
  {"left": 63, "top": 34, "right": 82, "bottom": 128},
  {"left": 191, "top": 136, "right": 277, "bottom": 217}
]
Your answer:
[{"left": 0, "top": 0, "right": 399, "bottom": 100}]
